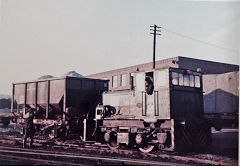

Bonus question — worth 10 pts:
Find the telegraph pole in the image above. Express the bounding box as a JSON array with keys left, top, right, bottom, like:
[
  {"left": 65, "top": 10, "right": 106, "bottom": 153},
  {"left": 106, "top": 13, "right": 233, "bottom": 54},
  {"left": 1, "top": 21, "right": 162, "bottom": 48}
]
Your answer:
[{"left": 150, "top": 25, "right": 161, "bottom": 69}]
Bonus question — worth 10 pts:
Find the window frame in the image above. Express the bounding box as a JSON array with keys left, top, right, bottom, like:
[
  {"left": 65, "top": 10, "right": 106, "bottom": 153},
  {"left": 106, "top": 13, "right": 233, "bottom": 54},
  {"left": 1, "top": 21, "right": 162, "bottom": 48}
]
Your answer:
[
  {"left": 171, "top": 71, "right": 201, "bottom": 88},
  {"left": 194, "top": 75, "right": 201, "bottom": 88},
  {"left": 112, "top": 75, "right": 118, "bottom": 88},
  {"left": 171, "top": 72, "right": 179, "bottom": 85},
  {"left": 120, "top": 74, "right": 127, "bottom": 87}
]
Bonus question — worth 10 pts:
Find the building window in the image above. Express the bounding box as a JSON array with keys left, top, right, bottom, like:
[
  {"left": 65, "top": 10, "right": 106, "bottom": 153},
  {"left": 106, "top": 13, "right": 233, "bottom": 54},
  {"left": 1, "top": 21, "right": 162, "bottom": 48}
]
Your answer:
[
  {"left": 120, "top": 74, "right": 126, "bottom": 86},
  {"left": 112, "top": 75, "right": 117, "bottom": 88},
  {"left": 130, "top": 73, "right": 134, "bottom": 90}
]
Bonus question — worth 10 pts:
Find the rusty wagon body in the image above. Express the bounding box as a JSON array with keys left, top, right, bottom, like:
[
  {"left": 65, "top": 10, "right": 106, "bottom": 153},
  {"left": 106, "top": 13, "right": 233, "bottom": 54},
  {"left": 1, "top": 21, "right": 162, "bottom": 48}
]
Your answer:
[{"left": 11, "top": 76, "right": 108, "bottom": 141}]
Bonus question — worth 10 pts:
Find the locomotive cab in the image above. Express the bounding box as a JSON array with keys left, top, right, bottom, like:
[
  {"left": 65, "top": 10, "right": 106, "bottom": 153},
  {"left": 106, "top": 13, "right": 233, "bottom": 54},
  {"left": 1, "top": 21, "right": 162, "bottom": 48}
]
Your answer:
[{"left": 99, "top": 67, "right": 211, "bottom": 152}]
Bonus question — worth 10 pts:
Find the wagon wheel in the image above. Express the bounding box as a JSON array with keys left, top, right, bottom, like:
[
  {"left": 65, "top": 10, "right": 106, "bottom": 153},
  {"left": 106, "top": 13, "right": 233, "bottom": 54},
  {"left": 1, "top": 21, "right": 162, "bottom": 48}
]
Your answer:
[
  {"left": 138, "top": 143, "right": 154, "bottom": 153},
  {"left": 48, "top": 129, "right": 55, "bottom": 139},
  {"left": 49, "top": 126, "right": 69, "bottom": 144},
  {"left": 56, "top": 126, "right": 69, "bottom": 143}
]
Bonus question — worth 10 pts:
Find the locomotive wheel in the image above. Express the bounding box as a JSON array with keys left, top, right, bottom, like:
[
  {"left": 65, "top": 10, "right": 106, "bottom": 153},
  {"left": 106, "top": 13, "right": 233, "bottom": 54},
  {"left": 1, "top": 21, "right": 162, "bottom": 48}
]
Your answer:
[
  {"left": 107, "top": 132, "right": 119, "bottom": 150},
  {"left": 107, "top": 140, "right": 119, "bottom": 149},
  {"left": 138, "top": 143, "right": 154, "bottom": 153}
]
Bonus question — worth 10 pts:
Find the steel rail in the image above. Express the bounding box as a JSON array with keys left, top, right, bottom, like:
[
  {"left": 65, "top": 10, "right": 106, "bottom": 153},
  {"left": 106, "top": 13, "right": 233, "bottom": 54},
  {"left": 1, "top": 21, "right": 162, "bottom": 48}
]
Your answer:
[
  {"left": 0, "top": 153, "right": 83, "bottom": 166},
  {"left": 0, "top": 154, "right": 24, "bottom": 164},
  {"left": 0, "top": 148, "right": 186, "bottom": 166},
  {"left": 0, "top": 142, "right": 237, "bottom": 166},
  {"left": 0, "top": 137, "right": 237, "bottom": 166}
]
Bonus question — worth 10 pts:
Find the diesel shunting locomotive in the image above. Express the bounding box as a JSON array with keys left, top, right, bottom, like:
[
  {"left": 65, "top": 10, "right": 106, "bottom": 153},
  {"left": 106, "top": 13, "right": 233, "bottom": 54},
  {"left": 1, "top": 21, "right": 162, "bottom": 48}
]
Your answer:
[{"left": 11, "top": 67, "right": 211, "bottom": 152}]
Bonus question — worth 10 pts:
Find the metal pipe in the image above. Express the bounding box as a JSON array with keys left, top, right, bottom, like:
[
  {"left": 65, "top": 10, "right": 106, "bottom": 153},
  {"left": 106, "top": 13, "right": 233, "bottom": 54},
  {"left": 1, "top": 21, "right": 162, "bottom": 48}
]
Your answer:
[
  {"left": 35, "top": 82, "right": 38, "bottom": 110},
  {"left": 46, "top": 80, "right": 50, "bottom": 119},
  {"left": 24, "top": 83, "right": 27, "bottom": 116},
  {"left": 11, "top": 84, "right": 14, "bottom": 113},
  {"left": 63, "top": 78, "right": 67, "bottom": 121}
]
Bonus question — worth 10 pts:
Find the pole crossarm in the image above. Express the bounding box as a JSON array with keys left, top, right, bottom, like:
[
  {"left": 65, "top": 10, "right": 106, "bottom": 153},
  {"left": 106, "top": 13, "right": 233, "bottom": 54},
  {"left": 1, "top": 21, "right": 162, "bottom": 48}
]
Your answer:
[
  {"left": 150, "top": 25, "right": 161, "bottom": 28},
  {"left": 150, "top": 29, "right": 161, "bottom": 32},
  {"left": 150, "top": 33, "right": 161, "bottom": 35}
]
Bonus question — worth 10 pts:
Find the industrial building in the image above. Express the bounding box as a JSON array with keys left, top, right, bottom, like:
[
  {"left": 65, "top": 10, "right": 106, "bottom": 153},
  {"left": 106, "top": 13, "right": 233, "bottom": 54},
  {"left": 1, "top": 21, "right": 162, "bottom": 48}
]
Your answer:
[
  {"left": 87, "top": 56, "right": 239, "bottom": 91},
  {"left": 87, "top": 56, "right": 239, "bottom": 128}
]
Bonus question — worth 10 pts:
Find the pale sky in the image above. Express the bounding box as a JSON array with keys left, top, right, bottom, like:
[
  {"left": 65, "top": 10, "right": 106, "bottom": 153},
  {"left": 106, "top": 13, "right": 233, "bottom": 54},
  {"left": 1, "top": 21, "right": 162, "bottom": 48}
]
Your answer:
[{"left": 0, "top": 0, "right": 239, "bottom": 94}]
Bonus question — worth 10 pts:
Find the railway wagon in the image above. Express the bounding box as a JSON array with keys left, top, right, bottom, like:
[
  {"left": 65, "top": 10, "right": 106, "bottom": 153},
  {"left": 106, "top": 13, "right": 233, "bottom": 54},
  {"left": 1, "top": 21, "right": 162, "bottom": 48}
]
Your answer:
[
  {"left": 96, "top": 67, "right": 211, "bottom": 152},
  {"left": 11, "top": 76, "right": 108, "bottom": 141},
  {"left": 203, "top": 71, "right": 239, "bottom": 129}
]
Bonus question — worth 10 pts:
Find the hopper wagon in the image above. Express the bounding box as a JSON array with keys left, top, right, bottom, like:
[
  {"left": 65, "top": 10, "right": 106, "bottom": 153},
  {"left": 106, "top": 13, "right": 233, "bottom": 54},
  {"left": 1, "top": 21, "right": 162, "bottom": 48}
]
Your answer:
[{"left": 11, "top": 76, "right": 108, "bottom": 142}]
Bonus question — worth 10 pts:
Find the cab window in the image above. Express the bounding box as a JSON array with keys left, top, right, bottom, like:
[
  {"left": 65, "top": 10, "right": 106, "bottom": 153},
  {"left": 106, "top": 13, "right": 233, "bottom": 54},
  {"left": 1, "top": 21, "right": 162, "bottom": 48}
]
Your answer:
[
  {"left": 178, "top": 73, "right": 183, "bottom": 86},
  {"left": 194, "top": 76, "right": 200, "bottom": 88},
  {"left": 172, "top": 72, "right": 178, "bottom": 85},
  {"left": 183, "top": 74, "right": 190, "bottom": 86},
  {"left": 189, "top": 75, "right": 194, "bottom": 87},
  {"left": 171, "top": 71, "right": 201, "bottom": 88}
]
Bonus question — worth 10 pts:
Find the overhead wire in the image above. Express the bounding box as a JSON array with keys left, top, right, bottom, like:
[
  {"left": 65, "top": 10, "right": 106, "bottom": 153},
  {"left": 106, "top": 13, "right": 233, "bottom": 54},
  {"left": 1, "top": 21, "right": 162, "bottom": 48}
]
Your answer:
[{"left": 160, "top": 26, "right": 238, "bottom": 54}]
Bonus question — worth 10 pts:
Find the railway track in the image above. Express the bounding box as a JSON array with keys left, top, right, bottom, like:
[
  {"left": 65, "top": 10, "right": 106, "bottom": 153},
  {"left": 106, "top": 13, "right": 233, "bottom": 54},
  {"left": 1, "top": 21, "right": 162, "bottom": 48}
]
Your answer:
[
  {"left": 0, "top": 146, "right": 187, "bottom": 165},
  {"left": 0, "top": 153, "right": 84, "bottom": 166},
  {"left": 0, "top": 133, "right": 237, "bottom": 165}
]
